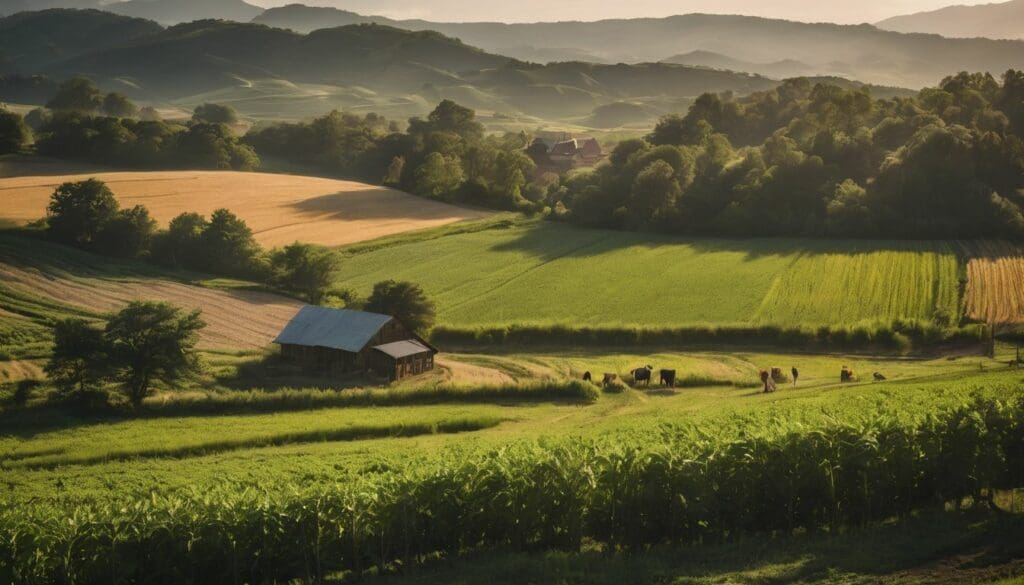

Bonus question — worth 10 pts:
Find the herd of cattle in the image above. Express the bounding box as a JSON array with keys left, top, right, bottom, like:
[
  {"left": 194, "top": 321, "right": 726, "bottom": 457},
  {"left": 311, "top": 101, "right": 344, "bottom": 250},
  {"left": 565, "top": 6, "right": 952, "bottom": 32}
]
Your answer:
[
  {"left": 582, "top": 366, "right": 676, "bottom": 388},
  {"left": 581, "top": 364, "right": 888, "bottom": 390}
]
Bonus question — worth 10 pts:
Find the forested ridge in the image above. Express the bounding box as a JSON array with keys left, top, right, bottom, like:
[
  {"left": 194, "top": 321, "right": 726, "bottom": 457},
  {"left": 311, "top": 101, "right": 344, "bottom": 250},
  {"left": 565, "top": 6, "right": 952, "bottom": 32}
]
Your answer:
[
  {"left": 560, "top": 71, "right": 1024, "bottom": 238},
  {"left": 6, "top": 71, "right": 1024, "bottom": 240},
  {"left": 247, "top": 71, "right": 1024, "bottom": 239}
]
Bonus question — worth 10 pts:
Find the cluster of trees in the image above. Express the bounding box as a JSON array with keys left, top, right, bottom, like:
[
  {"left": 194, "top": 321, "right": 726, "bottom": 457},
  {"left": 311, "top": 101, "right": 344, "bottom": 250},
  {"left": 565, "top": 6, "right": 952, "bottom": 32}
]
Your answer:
[
  {"left": 246, "top": 100, "right": 541, "bottom": 211},
  {"left": 44, "top": 179, "right": 335, "bottom": 302},
  {"left": 555, "top": 71, "right": 1024, "bottom": 238},
  {"left": 24, "top": 78, "right": 257, "bottom": 170},
  {"left": 43, "top": 179, "right": 438, "bottom": 329},
  {"left": 0, "top": 105, "right": 31, "bottom": 154},
  {"left": 46, "top": 302, "right": 204, "bottom": 409}
]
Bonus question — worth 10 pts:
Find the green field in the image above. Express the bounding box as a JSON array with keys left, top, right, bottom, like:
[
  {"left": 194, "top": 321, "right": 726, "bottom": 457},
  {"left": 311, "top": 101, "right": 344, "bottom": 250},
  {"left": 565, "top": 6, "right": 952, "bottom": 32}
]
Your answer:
[
  {"left": 4, "top": 361, "right": 1023, "bottom": 584},
  {"left": 334, "top": 221, "right": 962, "bottom": 328},
  {"left": 3, "top": 349, "right": 1014, "bottom": 503}
]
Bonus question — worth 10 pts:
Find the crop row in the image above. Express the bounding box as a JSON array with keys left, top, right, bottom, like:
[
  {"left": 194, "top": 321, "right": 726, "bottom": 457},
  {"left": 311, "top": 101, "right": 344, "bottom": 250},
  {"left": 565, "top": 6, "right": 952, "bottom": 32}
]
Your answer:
[{"left": 2, "top": 396, "right": 1021, "bottom": 584}]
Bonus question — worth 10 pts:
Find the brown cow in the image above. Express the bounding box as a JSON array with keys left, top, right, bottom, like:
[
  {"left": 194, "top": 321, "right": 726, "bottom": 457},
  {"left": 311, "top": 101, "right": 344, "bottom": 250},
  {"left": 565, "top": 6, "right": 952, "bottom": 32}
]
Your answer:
[{"left": 602, "top": 373, "right": 617, "bottom": 386}]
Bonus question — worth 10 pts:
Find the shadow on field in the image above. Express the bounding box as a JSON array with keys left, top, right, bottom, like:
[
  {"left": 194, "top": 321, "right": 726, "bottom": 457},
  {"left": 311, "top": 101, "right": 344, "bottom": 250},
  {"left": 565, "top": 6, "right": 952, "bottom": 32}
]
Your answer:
[
  {"left": 358, "top": 509, "right": 1024, "bottom": 585},
  {"left": 488, "top": 223, "right": 962, "bottom": 262},
  {"left": 288, "top": 189, "right": 479, "bottom": 222}
]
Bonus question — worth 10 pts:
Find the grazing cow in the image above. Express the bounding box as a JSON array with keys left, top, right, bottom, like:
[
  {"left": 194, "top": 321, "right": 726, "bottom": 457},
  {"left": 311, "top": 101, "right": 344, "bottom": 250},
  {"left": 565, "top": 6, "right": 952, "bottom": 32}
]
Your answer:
[
  {"left": 632, "top": 365, "right": 653, "bottom": 387},
  {"left": 873, "top": 372, "right": 887, "bottom": 381},
  {"left": 602, "top": 373, "right": 617, "bottom": 386},
  {"left": 583, "top": 371, "right": 593, "bottom": 382},
  {"left": 841, "top": 367, "right": 854, "bottom": 383},
  {"left": 760, "top": 369, "right": 771, "bottom": 393},
  {"left": 791, "top": 367, "right": 799, "bottom": 386},
  {"left": 660, "top": 369, "right": 677, "bottom": 388}
]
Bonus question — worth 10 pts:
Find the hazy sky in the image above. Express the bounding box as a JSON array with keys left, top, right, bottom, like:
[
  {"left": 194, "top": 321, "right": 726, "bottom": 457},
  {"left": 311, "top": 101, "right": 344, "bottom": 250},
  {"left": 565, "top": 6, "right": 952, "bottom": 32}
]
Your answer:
[{"left": 248, "top": 0, "right": 997, "bottom": 24}]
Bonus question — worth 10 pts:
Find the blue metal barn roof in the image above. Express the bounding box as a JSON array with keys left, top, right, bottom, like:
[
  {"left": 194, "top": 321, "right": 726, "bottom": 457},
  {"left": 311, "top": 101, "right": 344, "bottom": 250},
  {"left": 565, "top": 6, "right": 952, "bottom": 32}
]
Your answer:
[{"left": 274, "top": 306, "right": 393, "bottom": 353}]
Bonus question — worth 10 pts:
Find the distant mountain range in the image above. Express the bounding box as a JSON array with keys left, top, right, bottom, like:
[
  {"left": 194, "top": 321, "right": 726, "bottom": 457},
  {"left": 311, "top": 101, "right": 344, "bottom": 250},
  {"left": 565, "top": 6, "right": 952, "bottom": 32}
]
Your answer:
[
  {"left": 1, "top": 2, "right": 1022, "bottom": 89},
  {"left": 252, "top": 4, "right": 1024, "bottom": 88},
  {"left": 0, "top": 9, "right": 786, "bottom": 124},
  {"left": 0, "top": 0, "right": 263, "bottom": 23},
  {"left": 105, "top": 0, "right": 262, "bottom": 24},
  {"left": 877, "top": 0, "right": 1024, "bottom": 40}
]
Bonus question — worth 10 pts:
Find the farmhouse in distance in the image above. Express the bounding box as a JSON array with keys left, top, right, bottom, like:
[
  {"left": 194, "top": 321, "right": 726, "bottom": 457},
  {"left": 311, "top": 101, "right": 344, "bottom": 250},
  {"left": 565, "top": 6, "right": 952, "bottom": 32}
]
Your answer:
[
  {"left": 274, "top": 306, "right": 437, "bottom": 381},
  {"left": 528, "top": 136, "right": 605, "bottom": 174}
]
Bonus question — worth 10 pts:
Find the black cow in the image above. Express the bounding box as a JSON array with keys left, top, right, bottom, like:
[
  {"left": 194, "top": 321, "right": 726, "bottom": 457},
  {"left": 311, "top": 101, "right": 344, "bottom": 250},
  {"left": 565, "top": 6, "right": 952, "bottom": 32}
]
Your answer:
[
  {"left": 660, "top": 369, "right": 677, "bottom": 387},
  {"left": 873, "top": 372, "right": 887, "bottom": 381},
  {"left": 632, "top": 365, "right": 653, "bottom": 387},
  {"left": 583, "top": 371, "right": 593, "bottom": 382}
]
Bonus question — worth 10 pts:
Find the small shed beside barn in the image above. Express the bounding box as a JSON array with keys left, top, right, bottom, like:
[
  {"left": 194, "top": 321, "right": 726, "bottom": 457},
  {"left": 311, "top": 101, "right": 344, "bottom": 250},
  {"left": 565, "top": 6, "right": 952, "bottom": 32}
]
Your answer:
[
  {"left": 368, "top": 339, "right": 436, "bottom": 381},
  {"left": 274, "top": 306, "right": 437, "bottom": 381}
]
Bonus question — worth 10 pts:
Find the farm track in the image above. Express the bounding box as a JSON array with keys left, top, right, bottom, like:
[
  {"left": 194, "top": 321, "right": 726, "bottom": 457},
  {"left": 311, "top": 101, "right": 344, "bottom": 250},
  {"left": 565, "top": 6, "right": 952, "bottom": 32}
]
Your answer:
[{"left": 0, "top": 162, "right": 492, "bottom": 247}]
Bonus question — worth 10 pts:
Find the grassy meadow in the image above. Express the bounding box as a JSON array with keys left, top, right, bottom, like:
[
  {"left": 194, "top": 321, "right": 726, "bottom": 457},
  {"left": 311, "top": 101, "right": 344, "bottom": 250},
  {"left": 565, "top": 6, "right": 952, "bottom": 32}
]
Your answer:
[{"left": 335, "top": 220, "right": 964, "bottom": 328}]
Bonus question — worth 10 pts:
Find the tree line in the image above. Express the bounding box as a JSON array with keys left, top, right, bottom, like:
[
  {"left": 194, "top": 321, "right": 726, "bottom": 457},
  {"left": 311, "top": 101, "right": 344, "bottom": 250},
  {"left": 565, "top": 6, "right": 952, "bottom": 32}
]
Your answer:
[
  {"left": 45, "top": 178, "right": 340, "bottom": 303},
  {"left": 245, "top": 100, "right": 541, "bottom": 211},
  {"left": 556, "top": 71, "right": 1024, "bottom": 238},
  {"left": 0, "top": 77, "right": 257, "bottom": 170}
]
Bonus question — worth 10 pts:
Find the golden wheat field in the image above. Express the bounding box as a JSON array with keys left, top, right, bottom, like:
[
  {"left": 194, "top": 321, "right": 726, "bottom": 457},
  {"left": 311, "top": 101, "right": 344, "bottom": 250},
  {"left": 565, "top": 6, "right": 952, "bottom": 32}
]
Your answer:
[
  {"left": 962, "top": 241, "right": 1024, "bottom": 325},
  {"left": 0, "top": 158, "right": 491, "bottom": 247}
]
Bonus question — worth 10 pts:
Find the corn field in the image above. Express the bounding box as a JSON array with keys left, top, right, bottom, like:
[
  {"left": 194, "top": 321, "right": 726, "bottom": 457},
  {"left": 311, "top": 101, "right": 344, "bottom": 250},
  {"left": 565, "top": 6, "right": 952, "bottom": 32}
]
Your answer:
[{"left": 2, "top": 397, "right": 1023, "bottom": 585}]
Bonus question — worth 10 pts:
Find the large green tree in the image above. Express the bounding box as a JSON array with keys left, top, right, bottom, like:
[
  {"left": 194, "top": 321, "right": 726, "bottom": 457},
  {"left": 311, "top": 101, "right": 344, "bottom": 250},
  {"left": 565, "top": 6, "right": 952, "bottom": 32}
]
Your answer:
[
  {"left": 46, "top": 179, "right": 120, "bottom": 246},
  {"left": 201, "top": 208, "right": 261, "bottom": 277},
  {"left": 101, "top": 92, "right": 138, "bottom": 118},
  {"left": 413, "top": 152, "right": 464, "bottom": 200},
  {"left": 268, "top": 243, "right": 339, "bottom": 303},
  {"left": 44, "top": 319, "right": 108, "bottom": 400},
  {"left": 0, "top": 109, "right": 30, "bottom": 154},
  {"left": 104, "top": 302, "right": 204, "bottom": 409},
  {"left": 365, "top": 280, "right": 436, "bottom": 334},
  {"left": 192, "top": 103, "right": 239, "bottom": 125},
  {"left": 46, "top": 77, "right": 102, "bottom": 113}
]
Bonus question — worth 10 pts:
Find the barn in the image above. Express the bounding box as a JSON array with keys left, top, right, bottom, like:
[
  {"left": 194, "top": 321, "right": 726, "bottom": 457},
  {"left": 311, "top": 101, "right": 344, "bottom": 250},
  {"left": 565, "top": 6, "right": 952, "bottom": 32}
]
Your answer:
[{"left": 273, "top": 306, "right": 437, "bottom": 381}]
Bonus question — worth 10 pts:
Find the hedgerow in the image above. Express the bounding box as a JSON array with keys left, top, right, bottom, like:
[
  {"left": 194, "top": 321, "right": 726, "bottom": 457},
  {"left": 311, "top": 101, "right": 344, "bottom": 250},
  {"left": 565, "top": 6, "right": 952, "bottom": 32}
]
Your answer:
[{"left": 431, "top": 320, "right": 986, "bottom": 353}]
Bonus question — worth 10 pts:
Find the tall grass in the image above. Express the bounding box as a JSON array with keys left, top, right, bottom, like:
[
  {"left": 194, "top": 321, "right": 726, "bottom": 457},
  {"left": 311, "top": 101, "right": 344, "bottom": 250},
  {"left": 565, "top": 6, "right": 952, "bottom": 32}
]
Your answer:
[
  {"left": 3, "top": 396, "right": 1021, "bottom": 584},
  {"left": 431, "top": 320, "right": 987, "bottom": 353}
]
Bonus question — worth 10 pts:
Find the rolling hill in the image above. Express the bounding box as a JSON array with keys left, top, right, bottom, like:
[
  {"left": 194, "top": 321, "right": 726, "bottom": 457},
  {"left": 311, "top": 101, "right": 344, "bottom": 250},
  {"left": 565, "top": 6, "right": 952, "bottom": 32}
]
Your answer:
[
  {"left": 662, "top": 50, "right": 817, "bottom": 80},
  {"left": 877, "top": 0, "right": 1024, "bottom": 40},
  {"left": 0, "top": 0, "right": 264, "bottom": 23},
  {"left": 105, "top": 0, "right": 264, "bottom": 25},
  {"left": 39, "top": 19, "right": 511, "bottom": 97},
  {"left": 0, "top": 9, "right": 161, "bottom": 73},
  {"left": 253, "top": 5, "right": 1024, "bottom": 88},
  {"left": 0, "top": 0, "right": 98, "bottom": 16},
  {"left": 0, "top": 10, "right": 783, "bottom": 123}
]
